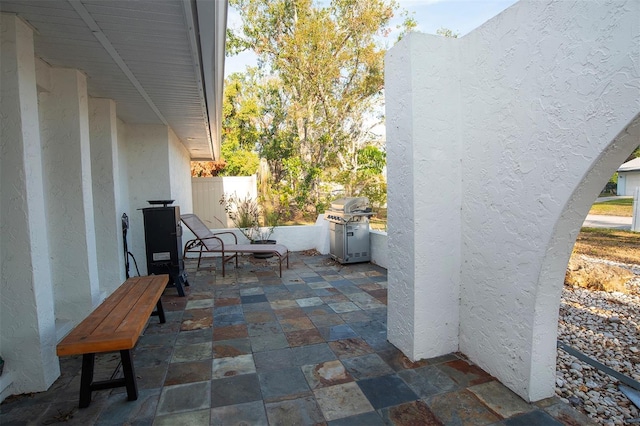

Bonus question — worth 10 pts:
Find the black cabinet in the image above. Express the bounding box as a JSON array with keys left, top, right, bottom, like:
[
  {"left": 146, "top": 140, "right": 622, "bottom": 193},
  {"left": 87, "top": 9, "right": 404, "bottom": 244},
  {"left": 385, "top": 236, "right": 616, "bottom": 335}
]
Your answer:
[{"left": 142, "top": 206, "right": 188, "bottom": 296}]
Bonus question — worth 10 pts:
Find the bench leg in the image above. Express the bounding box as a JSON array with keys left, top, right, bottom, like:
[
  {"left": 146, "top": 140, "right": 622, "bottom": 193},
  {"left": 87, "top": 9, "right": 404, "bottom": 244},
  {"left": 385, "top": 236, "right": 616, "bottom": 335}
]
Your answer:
[
  {"left": 173, "top": 274, "right": 186, "bottom": 297},
  {"left": 79, "top": 354, "right": 95, "bottom": 408},
  {"left": 154, "top": 297, "right": 166, "bottom": 323},
  {"left": 120, "top": 349, "right": 138, "bottom": 402},
  {"left": 78, "top": 350, "right": 138, "bottom": 408}
]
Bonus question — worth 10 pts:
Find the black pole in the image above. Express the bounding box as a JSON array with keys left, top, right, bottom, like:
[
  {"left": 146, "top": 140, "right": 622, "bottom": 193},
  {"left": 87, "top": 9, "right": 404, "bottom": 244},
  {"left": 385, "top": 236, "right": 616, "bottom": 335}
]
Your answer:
[{"left": 122, "top": 213, "right": 130, "bottom": 279}]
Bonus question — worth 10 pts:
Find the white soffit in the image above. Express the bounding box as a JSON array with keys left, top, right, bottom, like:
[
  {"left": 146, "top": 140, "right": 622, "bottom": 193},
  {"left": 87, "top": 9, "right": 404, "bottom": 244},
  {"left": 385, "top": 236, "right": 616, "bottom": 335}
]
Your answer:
[{"left": 0, "top": 0, "right": 226, "bottom": 160}]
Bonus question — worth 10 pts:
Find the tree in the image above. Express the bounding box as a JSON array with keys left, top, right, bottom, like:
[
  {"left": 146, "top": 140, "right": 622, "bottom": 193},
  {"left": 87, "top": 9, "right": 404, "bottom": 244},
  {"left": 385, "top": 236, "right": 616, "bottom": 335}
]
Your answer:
[
  {"left": 228, "top": 0, "right": 410, "bottom": 214},
  {"left": 219, "top": 72, "right": 261, "bottom": 176},
  {"left": 625, "top": 145, "right": 640, "bottom": 162}
]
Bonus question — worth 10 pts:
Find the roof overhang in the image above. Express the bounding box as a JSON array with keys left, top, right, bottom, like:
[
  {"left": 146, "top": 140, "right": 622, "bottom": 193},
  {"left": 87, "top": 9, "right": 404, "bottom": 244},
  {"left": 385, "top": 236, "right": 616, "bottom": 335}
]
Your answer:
[
  {"left": 0, "top": 0, "right": 226, "bottom": 160},
  {"left": 618, "top": 157, "right": 640, "bottom": 172}
]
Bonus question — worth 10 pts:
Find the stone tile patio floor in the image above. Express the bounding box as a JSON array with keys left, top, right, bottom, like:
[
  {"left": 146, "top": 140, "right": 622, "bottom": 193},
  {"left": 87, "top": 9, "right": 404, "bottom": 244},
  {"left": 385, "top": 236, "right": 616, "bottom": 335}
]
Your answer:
[{"left": 1, "top": 252, "right": 594, "bottom": 425}]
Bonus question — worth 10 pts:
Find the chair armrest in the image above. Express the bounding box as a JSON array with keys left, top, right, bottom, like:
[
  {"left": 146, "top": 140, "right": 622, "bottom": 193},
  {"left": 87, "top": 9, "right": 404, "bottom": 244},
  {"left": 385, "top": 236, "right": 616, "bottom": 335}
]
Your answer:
[
  {"left": 212, "top": 231, "right": 238, "bottom": 244},
  {"left": 183, "top": 235, "right": 226, "bottom": 252},
  {"left": 183, "top": 238, "right": 200, "bottom": 252}
]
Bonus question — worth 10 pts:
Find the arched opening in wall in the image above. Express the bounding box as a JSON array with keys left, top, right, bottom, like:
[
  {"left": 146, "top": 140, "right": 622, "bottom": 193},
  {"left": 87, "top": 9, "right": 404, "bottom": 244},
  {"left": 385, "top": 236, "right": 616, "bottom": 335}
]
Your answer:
[{"left": 535, "top": 114, "right": 640, "bottom": 424}]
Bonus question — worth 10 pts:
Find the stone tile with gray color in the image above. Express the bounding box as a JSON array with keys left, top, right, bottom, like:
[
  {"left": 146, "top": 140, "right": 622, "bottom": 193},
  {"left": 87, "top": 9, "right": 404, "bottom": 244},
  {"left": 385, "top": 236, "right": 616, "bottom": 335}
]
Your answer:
[{"left": 0, "top": 254, "right": 595, "bottom": 425}]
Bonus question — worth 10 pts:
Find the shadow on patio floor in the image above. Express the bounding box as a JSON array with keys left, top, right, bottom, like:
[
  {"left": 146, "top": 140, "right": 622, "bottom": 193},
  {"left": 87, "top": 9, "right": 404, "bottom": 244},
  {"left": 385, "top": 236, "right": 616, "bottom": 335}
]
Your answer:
[{"left": 1, "top": 253, "right": 594, "bottom": 425}]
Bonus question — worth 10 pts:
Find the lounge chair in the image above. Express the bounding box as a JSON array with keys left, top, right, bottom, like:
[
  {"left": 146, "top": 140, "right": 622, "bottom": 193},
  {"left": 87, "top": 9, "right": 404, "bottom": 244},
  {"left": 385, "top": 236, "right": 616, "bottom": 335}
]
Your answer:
[{"left": 180, "top": 213, "right": 290, "bottom": 277}]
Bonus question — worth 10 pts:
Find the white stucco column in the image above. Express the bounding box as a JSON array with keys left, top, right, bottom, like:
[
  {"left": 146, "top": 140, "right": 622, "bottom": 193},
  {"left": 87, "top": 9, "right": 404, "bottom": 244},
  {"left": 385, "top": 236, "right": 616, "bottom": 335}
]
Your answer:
[
  {"left": 89, "top": 98, "right": 126, "bottom": 292},
  {"left": 125, "top": 124, "right": 173, "bottom": 274},
  {"left": 0, "top": 14, "right": 60, "bottom": 397},
  {"left": 386, "top": 33, "right": 462, "bottom": 360},
  {"left": 168, "top": 128, "right": 194, "bottom": 212},
  {"left": 385, "top": 0, "right": 640, "bottom": 403},
  {"left": 39, "top": 67, "right": 100, "bottom": 324}
]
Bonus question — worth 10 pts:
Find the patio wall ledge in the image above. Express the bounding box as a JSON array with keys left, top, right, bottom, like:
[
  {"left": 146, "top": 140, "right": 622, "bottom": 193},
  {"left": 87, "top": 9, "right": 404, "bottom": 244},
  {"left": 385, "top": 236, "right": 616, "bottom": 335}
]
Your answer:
[{"left": 182, "top": 221, "right": 389, "bottom": 269}]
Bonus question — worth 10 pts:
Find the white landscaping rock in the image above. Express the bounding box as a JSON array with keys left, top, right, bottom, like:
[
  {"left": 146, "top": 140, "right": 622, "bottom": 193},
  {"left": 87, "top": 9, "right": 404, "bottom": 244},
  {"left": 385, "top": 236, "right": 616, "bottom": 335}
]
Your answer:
[{"left": 557, "top": 259, "right": 640, "bottom": 425}]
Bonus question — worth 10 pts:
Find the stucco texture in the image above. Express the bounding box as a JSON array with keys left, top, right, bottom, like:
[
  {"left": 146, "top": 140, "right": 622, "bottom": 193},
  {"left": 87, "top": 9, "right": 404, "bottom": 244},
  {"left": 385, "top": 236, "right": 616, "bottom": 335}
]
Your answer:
[
  {"left": 1, "top": 14, "right": 59, "bottom": 394},
  {"left": 385, "top": 0, "right": 640, "bottom": 402}
]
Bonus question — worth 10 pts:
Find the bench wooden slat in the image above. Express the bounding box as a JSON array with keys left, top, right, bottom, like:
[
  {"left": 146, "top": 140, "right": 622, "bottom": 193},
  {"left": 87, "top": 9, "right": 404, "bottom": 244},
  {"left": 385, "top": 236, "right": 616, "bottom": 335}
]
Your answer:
[
  {"left": 97, "top": 277, "right": 157, "bottom": 335},
  {"left": 56, "top": 275, "right": 168, "bottom": 356},
  {"left": 89, "top": 281, "right": 144, "bottom": 336},
  {"left": 113, "top": 279, "right": 166, "bottom": 335},
  {"left": 63, "top": 282, "right": 138, "bottom": 339}
]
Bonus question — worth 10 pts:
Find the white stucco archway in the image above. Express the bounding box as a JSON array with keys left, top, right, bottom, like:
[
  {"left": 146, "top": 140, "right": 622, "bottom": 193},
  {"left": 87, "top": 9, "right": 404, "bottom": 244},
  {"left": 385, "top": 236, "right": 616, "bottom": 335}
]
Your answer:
[
  {"left": 531, "top": 115, "right": 640, "bottom": 398},
  {"left": 385, "top": 0, "right": 640, "bottom": 402}
]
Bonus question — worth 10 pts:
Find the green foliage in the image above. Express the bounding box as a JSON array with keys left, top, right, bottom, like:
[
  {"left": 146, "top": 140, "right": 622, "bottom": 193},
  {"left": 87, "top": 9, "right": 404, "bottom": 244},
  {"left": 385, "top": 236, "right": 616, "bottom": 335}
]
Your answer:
[
  {"left": 227, "top": 0, "right": 403, "bottom": 214},
  {"left": 626, "top": 145, "right": 640, "bottom": 162},
  {"left": 220, "top": 193, "right": 278, "bottom": 241},
  {"left": 395, "top": 8, "right": 417, "bottom": 42},
  {"left": 220, "top": 73, "right": 261, "bottom": 176},
  {"left": 220, "top": 144, "right": 259, "bottom": 176},
  {"left": 357, "top": 145, "right": 386, "bottom": 177},
  {"left": 359, "top": 176, "right": 387, "bottom": 210}
]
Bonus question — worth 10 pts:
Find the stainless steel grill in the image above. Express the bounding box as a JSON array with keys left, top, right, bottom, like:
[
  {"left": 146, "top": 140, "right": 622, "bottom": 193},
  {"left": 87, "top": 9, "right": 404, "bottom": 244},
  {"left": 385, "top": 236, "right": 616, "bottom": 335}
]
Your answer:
[{"left": 325, "top": 197, "right": 374, "bottom": 264}]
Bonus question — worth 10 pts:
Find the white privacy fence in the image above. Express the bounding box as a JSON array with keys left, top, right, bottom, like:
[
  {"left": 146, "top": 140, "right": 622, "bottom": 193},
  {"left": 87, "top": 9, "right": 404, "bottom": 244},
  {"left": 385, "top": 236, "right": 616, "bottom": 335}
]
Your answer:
[{"left": 191, "top": 175, "right": 257, "bottom": 228}]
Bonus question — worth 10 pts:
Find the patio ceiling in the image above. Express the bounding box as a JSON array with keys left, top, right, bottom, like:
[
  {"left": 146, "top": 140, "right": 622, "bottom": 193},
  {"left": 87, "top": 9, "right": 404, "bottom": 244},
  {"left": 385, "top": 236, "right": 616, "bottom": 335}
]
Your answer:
[{"left": 0, "top": 0, "right": 226, "bottom": 160}]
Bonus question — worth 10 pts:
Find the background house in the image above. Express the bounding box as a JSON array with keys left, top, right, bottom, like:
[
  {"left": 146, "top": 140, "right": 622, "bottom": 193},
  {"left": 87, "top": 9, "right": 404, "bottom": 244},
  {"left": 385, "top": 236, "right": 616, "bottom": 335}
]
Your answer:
[
  {"left": 617, "top": 157, "right": 640, "bottom": 196},
  {"left": 0, "top": 0, "right": 227, "bottom": 401}
]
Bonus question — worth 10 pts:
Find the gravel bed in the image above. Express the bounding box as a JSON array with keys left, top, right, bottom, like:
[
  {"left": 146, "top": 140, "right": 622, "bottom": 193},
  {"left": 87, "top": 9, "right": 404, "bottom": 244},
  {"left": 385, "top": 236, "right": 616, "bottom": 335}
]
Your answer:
[{"left": 557, "top": 256, "right": 640, "bottom": 425}]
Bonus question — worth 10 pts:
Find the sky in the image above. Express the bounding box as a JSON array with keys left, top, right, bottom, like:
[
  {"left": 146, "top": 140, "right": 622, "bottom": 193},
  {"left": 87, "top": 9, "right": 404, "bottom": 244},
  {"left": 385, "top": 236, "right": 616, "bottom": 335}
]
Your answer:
[{"left": 224, "top": 0, "right": 519, "bottom": 76}]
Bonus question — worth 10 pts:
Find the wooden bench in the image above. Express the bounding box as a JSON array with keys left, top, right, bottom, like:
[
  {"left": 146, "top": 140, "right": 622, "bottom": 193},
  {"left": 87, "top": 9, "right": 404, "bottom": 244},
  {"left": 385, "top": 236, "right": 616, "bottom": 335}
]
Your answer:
[{"left": 56, "top": 275, "right": 168, "bottom": 408}]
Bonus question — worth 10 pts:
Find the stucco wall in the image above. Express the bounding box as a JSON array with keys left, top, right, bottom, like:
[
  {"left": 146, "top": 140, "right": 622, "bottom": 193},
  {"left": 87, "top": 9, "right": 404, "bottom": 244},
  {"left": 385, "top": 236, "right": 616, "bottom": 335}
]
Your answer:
[
  {"left": 385, "top": 0, "right": 640, "bottom": 402},
  {"left": 0, "top": 14, "right": 59, "bottom": 396},
  {"left": 0, "top": 12, "right": 203, "bottom": 401},
  {"left": 369, "top": 230, "right": 388, "bottom": 269},
  {"left": 386, "top": 33, "right": 462, "bottom": 360},
  {"left": 90, "top": 98, "right": 125, "bottom": 293},
  {"left": 168, "top": 127, "right": 193, "bottom": 213},
  {"left": 459, "top": 0, "right": 640, "bottom": 401},
  {"left": 117, "top": 117, "right": 131, "bottom": 227},
  {"left": 38, "top": 66, "right": 101, "bottom": 324},
  {"left": 182, "top": 220, "right": 383, "bottom": 261},
  {"left": 125, "top": 124, "right": 172, "bottom": 274}
]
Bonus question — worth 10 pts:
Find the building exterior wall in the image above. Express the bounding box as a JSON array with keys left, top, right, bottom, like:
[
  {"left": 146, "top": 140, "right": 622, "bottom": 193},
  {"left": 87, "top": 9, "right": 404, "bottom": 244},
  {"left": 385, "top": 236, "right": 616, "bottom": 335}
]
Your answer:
[
  {"left": 116, "top": 117, "right": 131, "bottom": 229},
  {"left": 618, "top": 171, "right": 640, "bottom": 196},
  {"left": 90, "top": 98, "right": 126, "bottom": 293},
  {"left": 0, "top": 14, "right": 59, "bottom": 398},
  {"left": 386, "top": 33, "right": 462, "bottom": 361},
  {"left": 385, "top": 0, "right": 640, "bottom": 402},
  {"left": 168, "top": 127, "right": 193, "bottom": 213},
  {"left": 0, "top": 13, "right": 200, "bottom": 401},
  {"left": 125, "top": 124, "right": 172, "bottom": 275},
  {"left": 38, "top": 66, "right": 101, "bottom": 325}
]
